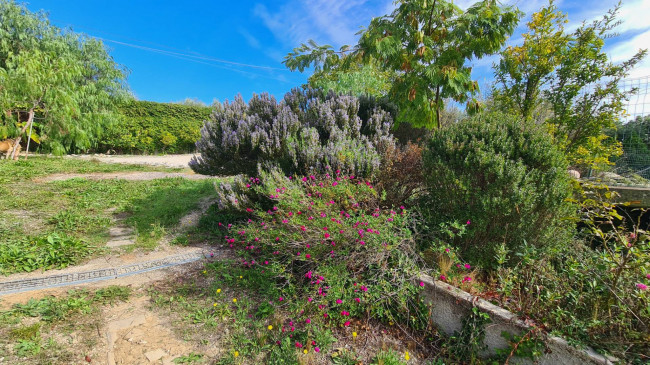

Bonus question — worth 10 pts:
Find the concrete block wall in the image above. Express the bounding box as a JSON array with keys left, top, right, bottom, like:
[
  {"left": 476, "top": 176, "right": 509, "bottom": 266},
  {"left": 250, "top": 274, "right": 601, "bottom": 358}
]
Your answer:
[{"left": 419, "top": 275, "right": 617, "bottom": 364}]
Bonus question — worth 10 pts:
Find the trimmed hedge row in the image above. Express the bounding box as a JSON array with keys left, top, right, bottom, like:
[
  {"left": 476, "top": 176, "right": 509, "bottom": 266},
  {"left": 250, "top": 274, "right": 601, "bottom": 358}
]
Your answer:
[{"left": 97, "top": 100, "right": 211, "bottom": 154}]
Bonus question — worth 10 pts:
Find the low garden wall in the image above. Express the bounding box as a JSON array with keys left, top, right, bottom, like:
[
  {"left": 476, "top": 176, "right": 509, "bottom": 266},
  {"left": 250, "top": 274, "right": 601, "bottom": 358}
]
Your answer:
[{"left": 419, "top": 275, "right": 616, "bottom": 364}]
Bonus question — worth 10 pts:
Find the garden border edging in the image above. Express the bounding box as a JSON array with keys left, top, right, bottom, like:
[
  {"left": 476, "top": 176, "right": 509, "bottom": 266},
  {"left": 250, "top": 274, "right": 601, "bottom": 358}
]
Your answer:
[{"left": 419, "top": 275, "right": 617, "bottom": 364}]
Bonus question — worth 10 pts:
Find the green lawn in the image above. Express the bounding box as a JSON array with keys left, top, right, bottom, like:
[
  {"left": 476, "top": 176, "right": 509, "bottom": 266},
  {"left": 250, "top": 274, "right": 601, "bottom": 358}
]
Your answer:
[{"left": 0, "top": 157, "right": 218, "bottom": 275}]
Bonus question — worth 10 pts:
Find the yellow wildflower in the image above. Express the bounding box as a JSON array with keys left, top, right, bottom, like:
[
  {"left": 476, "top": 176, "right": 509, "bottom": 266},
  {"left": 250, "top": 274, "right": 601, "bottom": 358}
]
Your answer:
[
  {"left": 303, "top": 349, "right": 308, "bottom": 354},
  {"left": 268, "top": 325, "right": 273, "bottom": 330},
  {"left": 405, "top": 351, "right": 410, "bottom": 361},
  {"left": 234, "top": 351, "right": 239, "bottom": 357},
  {"left": 217, "top": 288, "right": 221, "bottom": 293},
  {"left": 233, "top": 298, "right": 237, "bottom": 303}
]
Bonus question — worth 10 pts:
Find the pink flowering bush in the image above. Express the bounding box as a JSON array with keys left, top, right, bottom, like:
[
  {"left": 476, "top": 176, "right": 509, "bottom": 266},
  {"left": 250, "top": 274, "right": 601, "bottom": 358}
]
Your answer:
[{"left": 209, "top": 167, "right": 429, "bottom": 330}]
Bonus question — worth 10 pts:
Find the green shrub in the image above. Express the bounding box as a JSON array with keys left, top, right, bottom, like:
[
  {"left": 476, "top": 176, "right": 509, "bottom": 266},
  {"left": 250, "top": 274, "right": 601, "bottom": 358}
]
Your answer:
[
  {"left": 422, "top": 112, "right": 574, "bottom": 268},
  {"left": 98, "top": 100, "right": 211, "bottom": 154},
  {"left": 209, "top": 167, "right": 428, "bottom": 329},
  {"left": 190, "top": 89, "right": 395, "bottom": 178}
]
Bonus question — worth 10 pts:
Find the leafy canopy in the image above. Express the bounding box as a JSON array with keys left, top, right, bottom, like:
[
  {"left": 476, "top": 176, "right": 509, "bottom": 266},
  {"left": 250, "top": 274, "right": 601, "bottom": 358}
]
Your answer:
[
  {"left": 493, "top": 0, "right": 647, "bottom": 170},
  {"left": 284, "top": 0, "right": 521, "bottom": 129},
  {"left": 0, "top": 0, "right": 128, "bottom": 154}
]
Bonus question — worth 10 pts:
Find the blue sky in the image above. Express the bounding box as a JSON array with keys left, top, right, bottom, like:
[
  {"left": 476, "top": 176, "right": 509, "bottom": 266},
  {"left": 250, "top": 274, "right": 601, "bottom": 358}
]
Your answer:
[{"left": 22, "top": 0, "right": 650, "bottom": 105}]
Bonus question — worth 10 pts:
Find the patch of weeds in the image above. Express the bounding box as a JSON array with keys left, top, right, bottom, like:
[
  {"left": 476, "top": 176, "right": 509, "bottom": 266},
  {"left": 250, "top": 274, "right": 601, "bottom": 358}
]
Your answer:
[
  {"left": 331, "top": 348, "right": 361, "bottom": 365},
  {"left": 5, "top": 286, "right": 131, "bottom": 322},
  {"left": 0, "top": 233, "right": 91, "bottom": 274},
  {"left": 173, "top": 352, "right": 205, "bottom": 364},
  {"left": 48, "top": 209, "right": 111, "bottom": 233},
  {"left": 94, "top": 286, "right": 132, "bottom": 304},
  {"left": 171, "top": 234, "right": 190, "bottom": 246},
  {"left": 14, "top": 339, "right": 41, "bottom": 356},
  {"left": 445, "top": 306, "right": 491, "bottom": 364},
  {"left": 9, "top": 323, "right": 41, "bottom": 342},
  {"left": 371, "top": 348, "right": 408, "bottom": 364}
]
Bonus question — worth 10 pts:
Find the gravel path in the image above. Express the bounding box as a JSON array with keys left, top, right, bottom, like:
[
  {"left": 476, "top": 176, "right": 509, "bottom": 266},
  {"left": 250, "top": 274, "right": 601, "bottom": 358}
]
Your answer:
[{"left": 68, "top": 153, "right": 198, "bottom": 168}]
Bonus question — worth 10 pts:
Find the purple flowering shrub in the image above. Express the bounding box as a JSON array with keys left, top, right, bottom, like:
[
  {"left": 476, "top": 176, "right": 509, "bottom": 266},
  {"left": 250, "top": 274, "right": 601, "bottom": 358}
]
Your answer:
[
  {"left": 190, "top": 89, "right": 395, "bottom": 179},
  {"left": 210, "top": 167, "right": 429, "bottom": 330}
]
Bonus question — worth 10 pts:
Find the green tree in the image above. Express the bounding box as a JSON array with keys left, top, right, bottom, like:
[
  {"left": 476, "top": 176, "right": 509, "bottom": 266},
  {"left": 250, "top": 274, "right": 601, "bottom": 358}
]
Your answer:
[
  {"left": 493, "top": 0, "right": 568, "bottom": 121},
  {"left": 0, "top": 0, "right": 128, "bottom": 157},
  {"left": 284, "top": 0, "right": 521, "bottom": 129},
  {"left": 493, "top": 1, "right": 647, "bottom": 170}
]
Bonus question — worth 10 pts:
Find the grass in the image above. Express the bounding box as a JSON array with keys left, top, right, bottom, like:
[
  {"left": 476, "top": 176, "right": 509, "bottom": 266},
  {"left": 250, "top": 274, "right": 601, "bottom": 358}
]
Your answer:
[
  {"left": 0, "top": 286, "right": 132, "bottom": 364},
  {"left": 0, "top": 156, "right": 218, "bottom": 274}
]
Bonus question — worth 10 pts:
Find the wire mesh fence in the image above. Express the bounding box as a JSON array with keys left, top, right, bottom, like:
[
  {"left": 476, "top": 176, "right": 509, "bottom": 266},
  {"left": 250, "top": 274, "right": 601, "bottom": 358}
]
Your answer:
[{"left": 608, "top": 75, "right": 650, "bottom": 183}]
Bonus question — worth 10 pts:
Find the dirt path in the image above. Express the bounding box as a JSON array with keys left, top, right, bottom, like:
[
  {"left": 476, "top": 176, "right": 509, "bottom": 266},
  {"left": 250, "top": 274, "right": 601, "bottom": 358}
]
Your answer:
[
  {"left": 37, "top": 171, "right": 213, "bottom": 182},
  {"left": 68, "top": 154, "right": 198, "bottom": 169}
]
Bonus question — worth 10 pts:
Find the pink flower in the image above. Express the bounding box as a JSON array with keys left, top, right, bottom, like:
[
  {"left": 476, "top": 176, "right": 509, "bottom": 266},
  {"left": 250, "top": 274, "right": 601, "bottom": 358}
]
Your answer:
[
  {"left": 314, "top": 347, "right": 320, "bottom": 353},
  {"left": 332, "top": 182, "right": 338, "bottom": 186},
  {"left": 439, "top": 275, "right": 446, "bottom": 281},
  {"left": 355, "top": 298, "right": 360, "bottom": 303},
  {"left": 324, "top": 233, "right": 330, "bottom": 238},
  {"left": 344, "top": 321, "right": 350, "bottom": 326},
  {"left": 637, "top": 283, "right": 648, "bottom": 291},
  {"left": 336, "top": 299, "right": 342, "bottom": 304},
  {"left": 464, "top": 264, "right": 471, "bottom": 270},
  {"left": 646, "top": 273, "right": 650, "bottom": 279},
  {"left": 308, "top": 297, "right": 313, "bottom": 302},
  {"left": 295, "top": 341, "right": 302, "bottom": 348},
  {"left": 305, "top": 271, "right": 313, "bottom": 279},
  {"left": 419, "top": 281, "right": 425, "bottom": 287},
  {"left": 466, "top": 220, "right": 471, "bottom": 225},
  {"left": 462, "top": 276, "right": 472, "bottom": 283},
  {"left": 306, "top": 318, "right": 311, "bottom": 324},
  {"left": 278, "top": 297, "right": 284, "bottom": 301}
]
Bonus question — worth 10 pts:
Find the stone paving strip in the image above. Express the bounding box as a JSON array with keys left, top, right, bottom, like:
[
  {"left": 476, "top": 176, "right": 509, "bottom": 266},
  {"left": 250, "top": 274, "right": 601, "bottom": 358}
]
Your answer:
[{"left": 0, "top": 252, "right": 210, "bottom": 296}]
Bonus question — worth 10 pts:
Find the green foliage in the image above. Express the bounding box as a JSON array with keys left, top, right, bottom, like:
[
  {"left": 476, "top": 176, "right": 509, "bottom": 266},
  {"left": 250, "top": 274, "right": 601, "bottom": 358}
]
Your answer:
[
  {"left": 422, "top": 112, "right": 574, "bottom": 268},
  {"left": 99, "top": 100, "right": 212, "bottom": 154},
  {"left": 209, "top": 167, "right": 428, "bottom": 330},
  {"left": 445, "top": 307, "right": 490, "bottom": 364},
  {"left": 190, "top": 89, "right": 395, "bottom": 178},
  {"left": 371, "top": 348, "right": 408, "bottom": 364},
  {"left": 0, "top": 234, "right": 91, "bottom": 274},
  {"left": 493, "top": 1, "right": 647, "bottom": 170},
  {"left": 0, "top": 0, "right": 128, "bottom": 155},
  {"left": 308, "top": 60, "right": 394, "bottom": 97},
  {"left": 284, "top": 0, "right": 521, "bottom": 129}
]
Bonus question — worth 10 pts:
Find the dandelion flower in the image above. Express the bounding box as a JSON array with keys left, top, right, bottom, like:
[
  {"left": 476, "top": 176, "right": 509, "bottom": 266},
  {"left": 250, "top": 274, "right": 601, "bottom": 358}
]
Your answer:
[
  {"left": 216, "top": 289, "right": 222, "bottom": 293},
  {"left": 234, "top": 351, "right": 239, "bottom": 357},
  {"left": 268, "top": 325, "right": 273, "bottom": 330},
  {"left": 352, "top": 332, "right": 357, "bottom": 338},
  {"left": 405, "top": 351, "right": 410, "bottom": 360},
  {"left": 233, "top": 298, "right": 237, "bottom": 303}
]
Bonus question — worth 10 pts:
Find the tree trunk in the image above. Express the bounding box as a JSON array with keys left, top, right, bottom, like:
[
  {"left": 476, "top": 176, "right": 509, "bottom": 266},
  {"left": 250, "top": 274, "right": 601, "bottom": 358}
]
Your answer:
[
  {"left": 9, "top": 108, "right": 34, "bottom": 160},
  {"left": 435, "top": 86, "right": 441, "bottom": 129}
]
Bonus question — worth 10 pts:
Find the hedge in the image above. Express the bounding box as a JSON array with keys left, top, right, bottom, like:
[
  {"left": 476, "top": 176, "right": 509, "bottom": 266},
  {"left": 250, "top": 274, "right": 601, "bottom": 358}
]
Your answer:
[{"left": 97, "top": 100, "right": 211, "bottom": 154}]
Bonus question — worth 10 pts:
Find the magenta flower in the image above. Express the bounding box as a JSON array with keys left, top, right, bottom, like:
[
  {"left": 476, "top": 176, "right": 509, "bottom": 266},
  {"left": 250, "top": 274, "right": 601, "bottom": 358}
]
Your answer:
[
  {"left": 306, "top": 318, "right": 311, "bottom": 324},
  {"left": 464, "top": 264, "right": 471, "bottom": 270},
  {"left": 637, "top": 283, "right": 648, "bottom": 291},
  {"left": 336, "top": 299, "right": 342, "bottom": 304},
  {"left": 315, "top": 347, "right": 320, "bottom": 353},
  {"left": 466, "top": 220, "right": 471, "bottom": 225},
  {"left": 462, "top": 276, "right": 472, "bottom": 283},
  {"left": 344, "top": 321, "right": 351, "bottom": 326},
  {"left": 439, "top": 275, "right": 446, "bottom": 281},
  {"left": 419, "top": 281, "right": 425, "bottom": 287}
]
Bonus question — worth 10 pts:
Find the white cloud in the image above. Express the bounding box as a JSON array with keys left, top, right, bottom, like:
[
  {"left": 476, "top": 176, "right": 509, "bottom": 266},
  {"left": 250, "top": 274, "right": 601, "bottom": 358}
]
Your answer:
[
  {"left": 607, "top": 29, "right": 650, "bottom": 79},
  {"left": 253, "top": 0, "right": 392, "bottom": 48},
  {"left": 238, "top": 28, "right": 261, "bottom": 49}
]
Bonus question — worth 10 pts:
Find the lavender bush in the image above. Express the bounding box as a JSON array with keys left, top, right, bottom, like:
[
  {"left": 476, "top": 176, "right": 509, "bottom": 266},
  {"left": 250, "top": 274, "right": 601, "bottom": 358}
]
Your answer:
[{"left": 189, "top": 89, "right": 395, "bottom": 178}]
